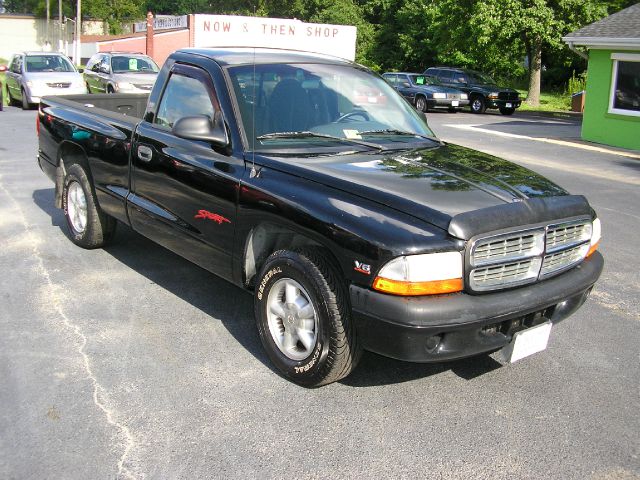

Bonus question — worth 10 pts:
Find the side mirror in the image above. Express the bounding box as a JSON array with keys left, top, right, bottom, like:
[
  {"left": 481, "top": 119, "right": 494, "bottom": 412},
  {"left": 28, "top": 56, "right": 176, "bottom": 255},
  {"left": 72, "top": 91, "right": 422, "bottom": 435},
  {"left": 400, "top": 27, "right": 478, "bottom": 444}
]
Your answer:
[
  {"left": 401, "top": 82, "right": 411, "bottom": 88},
  {"left": 77, "top": 67, "right": 84, "bottom": 73},
  {"left": 0, "top": 65, "right": 6, "bottom": 72},
  {"left": 172, "top": 113, "right": 229, "bottom": 146},
  {"left": 99, "top": 64, "right": 110, "bottom": 74}
]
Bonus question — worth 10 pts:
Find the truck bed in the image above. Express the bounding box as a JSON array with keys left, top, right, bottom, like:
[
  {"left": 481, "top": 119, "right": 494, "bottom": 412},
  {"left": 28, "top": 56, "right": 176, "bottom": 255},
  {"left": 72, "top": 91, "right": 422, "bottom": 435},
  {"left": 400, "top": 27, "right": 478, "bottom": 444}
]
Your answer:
[{"left": 45, "top": 93, "right": 149, "bottom": 121}]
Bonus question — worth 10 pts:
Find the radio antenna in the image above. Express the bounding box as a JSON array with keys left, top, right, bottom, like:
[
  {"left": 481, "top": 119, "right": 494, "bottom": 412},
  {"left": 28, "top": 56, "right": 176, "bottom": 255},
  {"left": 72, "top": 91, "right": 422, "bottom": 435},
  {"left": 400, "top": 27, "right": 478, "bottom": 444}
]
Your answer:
[{"left": 249, "top": 7, "right": 258, "bottom": 179}]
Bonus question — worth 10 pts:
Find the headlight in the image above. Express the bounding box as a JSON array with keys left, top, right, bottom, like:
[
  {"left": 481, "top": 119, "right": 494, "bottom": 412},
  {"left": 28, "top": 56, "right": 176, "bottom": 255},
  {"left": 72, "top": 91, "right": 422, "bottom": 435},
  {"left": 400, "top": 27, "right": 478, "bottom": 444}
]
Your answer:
[
  {"left": 117, "top": 81, "right": 133, "bottom": 91},
  {"left": 460, "top": 93, "right": 468, "bottom": 100},
  {"left": 487, "top": 92, "right": 499, "bottom": 99},
  {"left": 587, "top": 217, "right": 601, "bottom": 257},
  {"left": 373, "top": 252, "right": 463, "bottom": 296},
  {"left": 432, "top": 92, "right": 447, "bottom": 99}
]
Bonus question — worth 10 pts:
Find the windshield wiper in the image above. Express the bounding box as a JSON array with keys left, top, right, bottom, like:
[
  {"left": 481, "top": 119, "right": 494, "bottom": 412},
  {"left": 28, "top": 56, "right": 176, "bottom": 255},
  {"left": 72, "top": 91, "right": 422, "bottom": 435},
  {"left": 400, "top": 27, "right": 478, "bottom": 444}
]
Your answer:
[
  {"left": 256, "top": 131, "right": 385, "bottom": 150},
  {"left": 358, "top": 129, "right": 440, "bottom": 143}
]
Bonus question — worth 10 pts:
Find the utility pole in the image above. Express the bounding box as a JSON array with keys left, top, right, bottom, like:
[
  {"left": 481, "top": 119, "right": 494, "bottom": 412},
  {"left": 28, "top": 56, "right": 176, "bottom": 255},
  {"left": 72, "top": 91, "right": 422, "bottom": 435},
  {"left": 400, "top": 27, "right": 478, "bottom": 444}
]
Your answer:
[
  {"left": 58, "top": 0, "right": 63, "bottom": 53},
  {"left": 74, "top": 0, "right": 82, "bottom": 65}
]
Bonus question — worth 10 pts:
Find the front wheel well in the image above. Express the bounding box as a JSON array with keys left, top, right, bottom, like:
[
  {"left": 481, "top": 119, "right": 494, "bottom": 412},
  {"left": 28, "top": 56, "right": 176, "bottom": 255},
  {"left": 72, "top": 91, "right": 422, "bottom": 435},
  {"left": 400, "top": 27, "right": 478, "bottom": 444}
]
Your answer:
[{"left": 243, "top": 224, "right": 342, "bottom": 289}]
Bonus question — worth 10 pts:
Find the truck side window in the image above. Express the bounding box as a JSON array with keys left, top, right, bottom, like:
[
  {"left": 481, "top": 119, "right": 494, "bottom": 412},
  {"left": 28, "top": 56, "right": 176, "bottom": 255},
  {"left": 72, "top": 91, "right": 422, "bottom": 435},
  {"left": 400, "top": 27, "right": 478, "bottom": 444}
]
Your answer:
[{"left": 155, "top": 73, "right": 215, "bottom": 129}]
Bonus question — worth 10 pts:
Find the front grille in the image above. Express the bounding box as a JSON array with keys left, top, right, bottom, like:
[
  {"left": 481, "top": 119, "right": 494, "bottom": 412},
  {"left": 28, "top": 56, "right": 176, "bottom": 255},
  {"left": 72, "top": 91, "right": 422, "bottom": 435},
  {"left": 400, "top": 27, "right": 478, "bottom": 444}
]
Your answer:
[
  {"left": 541, "top": 243, "right": 589, "bottom": 277},
  {"left": 472, "top": 230, "right": 544, "bottom": 266},
  {"left": 546, "top": 221, "right": 591, "bottom": 252},
  {"left": 47, "top": 82, "right": 71, "bottom": 88},
  {"left": 469, "top": 218, "right": 592, "bottom": 292},
  {"left": 498, "top": 92, "right": 519, "bottom": 101},
  {"left": 470, "top": 258, "right": 541, "bottom": 290},
  {"left": 447, "top": 93, "right": 461, "bottom": 100}
]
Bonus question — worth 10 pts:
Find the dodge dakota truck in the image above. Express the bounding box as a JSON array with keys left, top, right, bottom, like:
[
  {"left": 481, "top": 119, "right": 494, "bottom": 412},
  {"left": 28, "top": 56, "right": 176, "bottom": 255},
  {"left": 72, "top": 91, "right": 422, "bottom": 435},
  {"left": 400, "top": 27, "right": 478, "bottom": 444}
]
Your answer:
[{"left": 37, "top": 48, "right": 603, "bottom": 387}]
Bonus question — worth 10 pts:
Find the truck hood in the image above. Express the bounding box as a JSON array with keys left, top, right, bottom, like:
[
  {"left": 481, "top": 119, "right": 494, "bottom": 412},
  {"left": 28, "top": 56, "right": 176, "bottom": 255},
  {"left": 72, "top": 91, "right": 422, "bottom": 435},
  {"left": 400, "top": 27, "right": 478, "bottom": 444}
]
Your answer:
[{"left": 263, "top": 143, "right": 567, "bottom": 231}]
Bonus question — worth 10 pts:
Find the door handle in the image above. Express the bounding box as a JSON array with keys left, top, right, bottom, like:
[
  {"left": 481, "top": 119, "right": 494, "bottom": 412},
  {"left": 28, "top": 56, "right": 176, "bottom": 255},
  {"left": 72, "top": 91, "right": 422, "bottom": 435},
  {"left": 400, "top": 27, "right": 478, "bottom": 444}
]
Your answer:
[{"left": 137, "top": 145, "right": 153, "bottom": 162}]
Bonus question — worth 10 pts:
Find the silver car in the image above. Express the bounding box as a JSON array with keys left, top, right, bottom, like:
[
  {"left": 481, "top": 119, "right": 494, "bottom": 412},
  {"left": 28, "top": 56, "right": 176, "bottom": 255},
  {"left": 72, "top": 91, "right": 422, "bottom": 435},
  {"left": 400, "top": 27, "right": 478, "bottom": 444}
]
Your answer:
[
  {"left": 84, "top": 52, "right": 159, "bottom": 94},
  {"left": 5, "top": 52, "right": 86, "bottom": 109}
]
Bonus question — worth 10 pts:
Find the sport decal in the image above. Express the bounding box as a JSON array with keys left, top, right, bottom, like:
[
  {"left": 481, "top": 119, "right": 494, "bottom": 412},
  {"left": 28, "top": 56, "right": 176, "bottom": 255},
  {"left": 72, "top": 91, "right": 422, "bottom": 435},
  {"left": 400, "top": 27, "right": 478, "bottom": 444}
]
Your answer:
[{"left": 194, "top": 210, "right": 231, "bottom": 224}]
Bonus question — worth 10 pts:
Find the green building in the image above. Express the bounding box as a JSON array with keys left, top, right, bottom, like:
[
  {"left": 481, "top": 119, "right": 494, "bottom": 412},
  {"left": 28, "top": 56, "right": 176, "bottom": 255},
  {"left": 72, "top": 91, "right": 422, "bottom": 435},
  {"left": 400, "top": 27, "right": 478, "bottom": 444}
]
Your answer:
[{"left": 563, "top": 4, "right": 640, "bottom": 150}]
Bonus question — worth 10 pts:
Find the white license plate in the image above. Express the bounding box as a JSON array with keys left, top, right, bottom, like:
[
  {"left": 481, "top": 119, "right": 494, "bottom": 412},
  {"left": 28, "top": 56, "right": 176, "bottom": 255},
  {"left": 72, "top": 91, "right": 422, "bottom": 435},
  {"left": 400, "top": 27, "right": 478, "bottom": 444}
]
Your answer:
[
  {"left": 505, "top": 102, "right": 513, "bottom": 108},
  {"left": 451, "top": 100, "right": 459, "bottom": 107},
  {"left": 501, "top": 321, "right": 552, "bottom": 363}
]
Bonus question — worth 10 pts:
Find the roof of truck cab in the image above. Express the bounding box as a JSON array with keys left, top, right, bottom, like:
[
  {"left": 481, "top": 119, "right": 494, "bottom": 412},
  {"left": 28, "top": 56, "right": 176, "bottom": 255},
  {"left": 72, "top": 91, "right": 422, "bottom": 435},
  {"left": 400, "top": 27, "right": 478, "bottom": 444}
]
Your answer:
[{"left": 175, "top": 47, "right": 354, "bottom": 67}]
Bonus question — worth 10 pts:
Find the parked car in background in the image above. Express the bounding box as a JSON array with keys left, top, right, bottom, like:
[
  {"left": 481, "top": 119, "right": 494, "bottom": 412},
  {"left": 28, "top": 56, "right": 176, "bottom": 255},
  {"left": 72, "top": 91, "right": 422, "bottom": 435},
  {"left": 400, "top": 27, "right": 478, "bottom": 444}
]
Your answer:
[
  {"left": 424, "top": 67, "right": 521, "bottom": 115},
  {"left": 383, "top": 72, "right": 469, "bottom": 112},
  {"left": 5, "top": 52, "right": 86, "bottom": 109},
  {"left": 84, "top": 52, "right": 159, "bottom": 94},
  {"left": 0, "top": 64, "right": 6, "bottom": 111}
]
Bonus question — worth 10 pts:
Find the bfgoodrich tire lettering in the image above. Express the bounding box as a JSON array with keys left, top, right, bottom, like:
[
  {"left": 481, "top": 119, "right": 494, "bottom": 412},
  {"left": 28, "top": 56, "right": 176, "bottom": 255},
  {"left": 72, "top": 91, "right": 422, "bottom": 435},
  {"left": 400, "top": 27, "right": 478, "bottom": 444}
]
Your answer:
[
  {"left": 62, "top": 163, "right": 116, "bottom": 249},
  {"left": 255, "top": 249, "right": 361, "bottom": 387}
]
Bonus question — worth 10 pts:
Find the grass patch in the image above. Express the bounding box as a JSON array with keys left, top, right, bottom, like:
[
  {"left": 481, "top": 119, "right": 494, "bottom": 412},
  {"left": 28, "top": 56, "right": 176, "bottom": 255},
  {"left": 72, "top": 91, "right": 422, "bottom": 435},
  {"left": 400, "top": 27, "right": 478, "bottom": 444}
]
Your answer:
[{"left": 517, "top": 89, "right": 573, "bottom": 112}]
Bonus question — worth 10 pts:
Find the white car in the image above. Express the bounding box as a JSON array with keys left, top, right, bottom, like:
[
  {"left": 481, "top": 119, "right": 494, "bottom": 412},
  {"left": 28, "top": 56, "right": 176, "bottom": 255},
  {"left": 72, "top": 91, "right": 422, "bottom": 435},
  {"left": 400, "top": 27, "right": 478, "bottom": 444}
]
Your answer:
[{"left": 5, "top": 52, "right": 86, "bottom": 109}]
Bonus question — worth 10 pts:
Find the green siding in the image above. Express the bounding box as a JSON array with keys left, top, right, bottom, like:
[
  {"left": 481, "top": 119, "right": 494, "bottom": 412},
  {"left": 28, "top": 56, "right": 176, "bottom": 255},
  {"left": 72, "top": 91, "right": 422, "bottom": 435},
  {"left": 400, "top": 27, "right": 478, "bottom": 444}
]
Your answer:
[{"left": 582, "top": 48, "right": 640, "bottom": 150}]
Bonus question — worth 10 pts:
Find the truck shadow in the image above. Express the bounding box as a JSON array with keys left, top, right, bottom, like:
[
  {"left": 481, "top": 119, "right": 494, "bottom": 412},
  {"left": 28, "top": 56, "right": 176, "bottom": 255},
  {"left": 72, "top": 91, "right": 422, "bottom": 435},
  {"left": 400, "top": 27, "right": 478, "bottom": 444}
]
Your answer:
[
  {"left": 340, "top": 351, "right": 502, "bottom": 388},
  {"left": 33, "top": 187, "right": 504, "bottom": 388}
]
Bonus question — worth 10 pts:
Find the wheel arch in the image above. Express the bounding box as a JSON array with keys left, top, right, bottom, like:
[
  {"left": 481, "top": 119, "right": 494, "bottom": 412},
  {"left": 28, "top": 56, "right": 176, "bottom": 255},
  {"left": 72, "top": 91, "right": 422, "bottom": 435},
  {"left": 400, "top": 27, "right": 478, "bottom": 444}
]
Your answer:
[
  {"left": 55, "top": 141, "right": 92, "bottom": 209},
  {"left": 242, "top": 222, "right": 344, "bottom": 291}
]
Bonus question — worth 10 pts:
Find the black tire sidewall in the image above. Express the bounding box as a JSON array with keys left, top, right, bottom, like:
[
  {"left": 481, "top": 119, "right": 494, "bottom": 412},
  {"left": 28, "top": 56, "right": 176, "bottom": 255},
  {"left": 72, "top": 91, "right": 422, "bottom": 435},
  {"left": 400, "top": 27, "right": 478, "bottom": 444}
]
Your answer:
[
  {"left": 255, "top": 253, "right": 333, "bottom": 386},
  {"left": 21, "top": 89, "right": 30, "bottom": 110}
]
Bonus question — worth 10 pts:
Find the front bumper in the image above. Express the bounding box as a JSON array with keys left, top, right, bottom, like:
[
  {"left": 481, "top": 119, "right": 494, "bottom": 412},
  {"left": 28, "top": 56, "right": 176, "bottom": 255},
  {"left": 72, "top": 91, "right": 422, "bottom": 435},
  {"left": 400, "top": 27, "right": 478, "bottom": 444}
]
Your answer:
[
  {"left": 428, "top": 98, "right": 470, "bottom": 109},
  {"left": 350, "top": 251, "right": 603, "bottom": 362},
  {"left": 487, "top": 99, "right": 521, "bottom": 109}
]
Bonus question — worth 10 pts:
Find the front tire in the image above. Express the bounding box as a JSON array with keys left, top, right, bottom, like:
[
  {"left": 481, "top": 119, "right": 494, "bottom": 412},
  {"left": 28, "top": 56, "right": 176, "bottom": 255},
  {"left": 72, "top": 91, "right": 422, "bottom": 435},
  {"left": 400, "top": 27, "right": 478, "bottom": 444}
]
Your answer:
[
  {"left": 499, "top": 107, "right": 516, "bottom": 115},
  {"left": 62, "top": 163, "right": 116, "bottom": 249},
  {"left": 21, "top": 89, "right": 31, "bottom": 110},
  {"left": 255, "top": 249, "right": 361, "bottom": 387},
  {"left": 415, "top": 96, "right": 428, "bottom": 112},
  {"left": 470, "top": 96, "right": 486, "bottom": 114}
]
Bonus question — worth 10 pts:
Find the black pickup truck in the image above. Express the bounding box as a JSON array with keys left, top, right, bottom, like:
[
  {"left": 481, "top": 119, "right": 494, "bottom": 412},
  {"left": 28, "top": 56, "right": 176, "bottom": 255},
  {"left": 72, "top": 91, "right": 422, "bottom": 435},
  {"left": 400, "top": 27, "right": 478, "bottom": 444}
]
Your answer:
[{"left": 37, "top": 48, "right": 603, "bottom": 387}]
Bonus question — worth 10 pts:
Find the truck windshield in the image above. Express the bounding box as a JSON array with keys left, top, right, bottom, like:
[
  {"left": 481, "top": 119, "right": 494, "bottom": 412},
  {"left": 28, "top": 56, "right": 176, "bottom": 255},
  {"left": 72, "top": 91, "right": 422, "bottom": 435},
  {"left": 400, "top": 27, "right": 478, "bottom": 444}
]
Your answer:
[{"left": 228, "top": 63, "right": 437, "bottom": 153}]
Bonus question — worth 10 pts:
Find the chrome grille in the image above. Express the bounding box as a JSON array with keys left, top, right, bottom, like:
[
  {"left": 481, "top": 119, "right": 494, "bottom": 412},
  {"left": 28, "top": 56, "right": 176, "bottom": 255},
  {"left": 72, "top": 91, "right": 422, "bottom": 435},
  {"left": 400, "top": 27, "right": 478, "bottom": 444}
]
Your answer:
[
  {"left": 472, "top": 230, "right": 543, "bottom": 266},
  {"left": 470, "top": 258, "right": 541, "bottom": 290},
  {"left": 541, "top": 243, "right": 589, "bottom": 277},
  {"left": 47, "top": 82, "right": 71, "bottom": 88},
  {"left": 469, "top": 218, "right": 592, "bottom": 292},
  {"left": 546, "top": 221, "right": 591, "bottom": 252},
  {"left": 447, "top": 93, "right": 461, "bottom": 100}
]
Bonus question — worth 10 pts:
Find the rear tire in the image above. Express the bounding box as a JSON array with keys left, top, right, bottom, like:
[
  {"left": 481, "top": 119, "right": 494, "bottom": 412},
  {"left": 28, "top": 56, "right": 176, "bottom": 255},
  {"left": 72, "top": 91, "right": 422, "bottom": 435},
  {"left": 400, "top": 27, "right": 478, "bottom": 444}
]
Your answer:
[
  {"left": 499, "top": 107, "right": 516, "bottom": 115},
  {"left": 8, "top": 88, "right": 17, "bottom": 106},
  {"left": 107, "top": 84, "right": 115, "bottom": 94},
  {"left": 254, "top": 248, "right": 361, "bottom": 387},
  {"left": 62, "top": 163, "right": 116, "bottom": 249}
]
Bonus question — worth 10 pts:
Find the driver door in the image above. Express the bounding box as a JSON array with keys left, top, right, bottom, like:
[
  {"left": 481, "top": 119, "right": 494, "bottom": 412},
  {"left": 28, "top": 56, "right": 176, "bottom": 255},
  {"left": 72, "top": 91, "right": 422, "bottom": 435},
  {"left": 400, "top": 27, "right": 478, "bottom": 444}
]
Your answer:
[{"left": 129, "top": 62, "right": 242, "bottom": 281}]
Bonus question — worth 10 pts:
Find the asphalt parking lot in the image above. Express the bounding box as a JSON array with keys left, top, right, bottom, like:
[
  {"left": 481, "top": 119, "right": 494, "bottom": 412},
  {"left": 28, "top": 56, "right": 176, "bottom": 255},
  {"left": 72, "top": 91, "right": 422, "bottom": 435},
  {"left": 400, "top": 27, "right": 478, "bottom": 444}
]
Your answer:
[{"left": 1, "top": 105, "right": 639, "bottom": 480}]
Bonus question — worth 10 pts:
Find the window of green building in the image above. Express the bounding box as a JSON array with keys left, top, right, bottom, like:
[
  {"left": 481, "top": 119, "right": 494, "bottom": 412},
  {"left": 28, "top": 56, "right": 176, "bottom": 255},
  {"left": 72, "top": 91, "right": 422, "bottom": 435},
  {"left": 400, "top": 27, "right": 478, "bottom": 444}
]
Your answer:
[{"left": 609, "top": 53, "right": 640, "bottom": 117}]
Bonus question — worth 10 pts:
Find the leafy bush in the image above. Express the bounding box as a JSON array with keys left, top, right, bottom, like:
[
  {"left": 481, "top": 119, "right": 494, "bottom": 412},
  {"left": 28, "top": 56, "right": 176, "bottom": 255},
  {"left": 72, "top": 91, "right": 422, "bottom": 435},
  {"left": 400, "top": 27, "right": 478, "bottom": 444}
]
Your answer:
[{"left": 566, "top": 70, "right": 587, "bottom": 94}]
